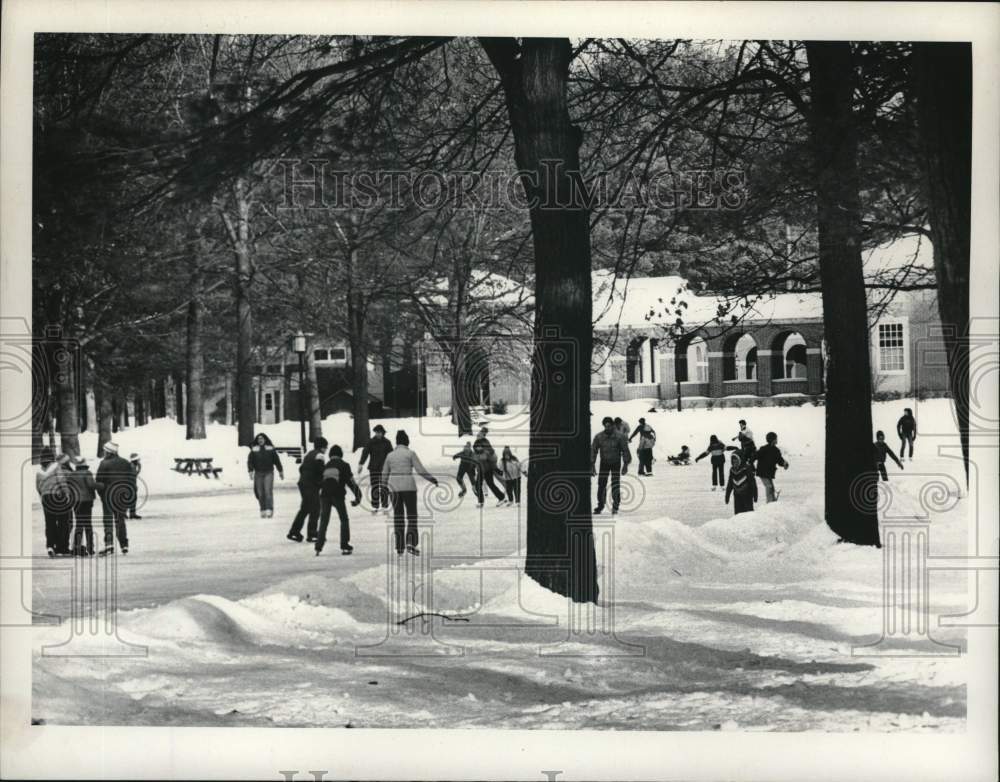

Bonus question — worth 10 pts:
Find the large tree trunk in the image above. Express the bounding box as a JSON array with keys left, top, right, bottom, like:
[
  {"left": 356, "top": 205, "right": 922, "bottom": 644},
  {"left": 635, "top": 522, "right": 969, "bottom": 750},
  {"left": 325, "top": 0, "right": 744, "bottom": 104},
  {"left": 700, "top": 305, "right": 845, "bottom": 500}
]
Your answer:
[
  {"left": 95, "top": 378, "right": 113, "bottom": 456},
  {"left": 153, "top": 378, "right": 167, "bottom": 419},
  {"left": 186, "top": 258, "right": 207, "bottom": 439},
  {"left": 911, "top": 43, "right": 972, "bottom": 481},
  {"left": 174, "top": 371, "right": 185, "bottom": 426},
  {"left": 31, "top": 342, "right": 48, "bottom": 460},
  {"left": 805, "top": 41, "right": 880, "bottom": 547},
  {"left": 233, "top": 175, "right": 256, "bottom": 446},
  {"left": 482, "top": 38, "right": 599, "bottom": 602},
  {"left": 305, "top": 336, "right": 323, "bottom": 442},
  {"left": 83, "top": 357, "right": 97, "bottom": 434},
  {"left": 347, "top": 274, "right": 370, "bottom": 452},
  {"left": 54, "top": 338, "right": 81, "bottom": 457},
  {"left": 450, "top": 347, "right": 474, "bottom": 437}
]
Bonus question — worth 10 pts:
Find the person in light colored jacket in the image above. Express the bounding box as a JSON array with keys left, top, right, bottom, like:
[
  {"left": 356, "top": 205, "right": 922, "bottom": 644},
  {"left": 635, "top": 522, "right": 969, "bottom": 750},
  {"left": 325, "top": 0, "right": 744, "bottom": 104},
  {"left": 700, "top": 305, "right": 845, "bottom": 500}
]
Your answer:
[
  {"left": 381, "top": 430, "right": 438, "bottom": 555},
  {"left": 36, "top": 447, "right": 70, "bottom": 556},
  {"left": 499, "top": 446, "right": 523, "bottom": 506}
]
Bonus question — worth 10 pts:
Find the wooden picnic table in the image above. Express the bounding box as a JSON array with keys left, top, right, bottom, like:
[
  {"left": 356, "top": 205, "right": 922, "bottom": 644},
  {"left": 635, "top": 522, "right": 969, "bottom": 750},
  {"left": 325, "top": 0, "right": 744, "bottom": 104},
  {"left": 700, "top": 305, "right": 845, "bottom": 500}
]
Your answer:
[{"left": 173, "top": 457, "right": 223, "bottom": 478}]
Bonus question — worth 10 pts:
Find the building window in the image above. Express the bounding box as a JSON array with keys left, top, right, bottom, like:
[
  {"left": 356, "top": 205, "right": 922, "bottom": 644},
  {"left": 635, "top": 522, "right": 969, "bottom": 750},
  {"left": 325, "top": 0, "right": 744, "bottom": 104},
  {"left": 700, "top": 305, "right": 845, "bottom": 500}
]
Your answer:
[
  {"left": 264, "top": 393, "right": 273, "bottom": 412},
  {"left": 329, "top": 347, "right": 347, "bottom": 361},
  {"left": 878, "top": 322, "right": 906, "bottom": 373},
  {"left": 313, "top": 349, "right": 328, "bottom": 361}
]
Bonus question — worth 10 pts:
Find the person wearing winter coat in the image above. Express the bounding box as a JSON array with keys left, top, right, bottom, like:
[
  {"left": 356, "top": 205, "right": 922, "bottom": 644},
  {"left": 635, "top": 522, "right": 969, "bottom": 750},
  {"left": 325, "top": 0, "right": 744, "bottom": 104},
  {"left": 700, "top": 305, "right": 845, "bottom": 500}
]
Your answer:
[
  {"left": 629, "top": 417, "right": 657, "bottom": 476},
  {"left": 591, "top": 416, "right": 632, "bottom": 514},
  {"left": 36, "top": 448, "right": 71, "bottom": 556},
  {"left": 382, "top": 430, "right": 439, "bottom": 555},
  {"left": 499, "top": 446, "right": 523, "bottom": 506},
  {"left": 614, "top": 417, "right": 631, "bottom": 439},
  {"left": 359, "top": 424, "right": 393, "bottom": 513},
  {"left": 732, "top": 419, "right": 757, "bottom": 465},
  {"left": 452, "top": 442, "right": 479, "bottom": 499},
  {"left": 896, "top": 407, "right": 917, "bottom": 460},
  {"left": 725, "top": 452, "right": 758, "bottom": 515},
  {"left": 316, "top": 445, "right": 363, "bottom": 556},
  {"left": 473, "top": 427, "right": 506, "bottom": 506},
  {"left": 96, "top": 442, "right": 132, "bottom": 555},
  {"left": 68, "top": 456, "right": 99, "bottom": 555},
  {"left": 287, "top": 437, "right": 328, "bottom": 543},
  {"left": 247, "top": 432, "right": 284, "bottom": 518},
  {"left": 874, "top": 430, "right": 904, "bottom": 481},
  {"left": 667, "top": 446, "right": 692, "bottom": 465},
  {"left": 128, "top": 453, "right": 143, "bottom": 519},
  {"left": 755, "top": 432, "right": 790, "bottom": 503},
  {"left": 695, "top": 435, "right": 736, "bottom": 491}
]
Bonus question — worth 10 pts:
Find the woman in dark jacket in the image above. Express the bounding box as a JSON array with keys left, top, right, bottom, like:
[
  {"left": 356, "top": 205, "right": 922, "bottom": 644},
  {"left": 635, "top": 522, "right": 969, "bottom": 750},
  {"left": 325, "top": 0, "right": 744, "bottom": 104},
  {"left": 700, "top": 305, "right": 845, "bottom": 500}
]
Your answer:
[
  {"left": 695, "top": 435, "right": 734, "bottom": 491},
  {"left": 247, "top": 432, "right": 284, "bottom": 518}
]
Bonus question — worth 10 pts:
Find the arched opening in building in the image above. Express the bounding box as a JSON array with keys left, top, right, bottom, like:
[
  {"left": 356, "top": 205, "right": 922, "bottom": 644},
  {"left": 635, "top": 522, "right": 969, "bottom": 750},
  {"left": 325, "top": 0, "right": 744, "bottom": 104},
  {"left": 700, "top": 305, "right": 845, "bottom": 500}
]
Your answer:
[
  {"left": 674, "top": 334, "right": 708, "bottom": 383},
  {"left": 770, "top": 331, "right": 808, "bottom": 379},
  {"left": 723, "top": 332, "right": 758, "bottom": 381},
  {"left": 626, "top": 336, "right": 660, "bottom": 384}
]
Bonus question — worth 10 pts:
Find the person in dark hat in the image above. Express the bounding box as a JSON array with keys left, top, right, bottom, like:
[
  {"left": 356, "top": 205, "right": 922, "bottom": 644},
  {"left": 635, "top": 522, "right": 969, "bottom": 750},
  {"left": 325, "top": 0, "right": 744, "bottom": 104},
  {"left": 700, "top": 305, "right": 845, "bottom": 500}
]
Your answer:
[
  {"left": 127, "top": 453, "right": 143, "bottom": 519},
  {"left": 287, "top": 436, "right": 328, "bottom": 543},
  {"left": 591, "top": 416, "right": 631, "bottom": 515},
  {"left": 316, "top": 445, "right": 363, "bottom": 556},
  {"left": 68, "top": 456, "right": 98, "bottom": 555},
  {"left": 35, "top": 447, "right": 66, "bottom": 557},
  {"left": 359, "top": 424, "right": 393, "bottom": 514}
]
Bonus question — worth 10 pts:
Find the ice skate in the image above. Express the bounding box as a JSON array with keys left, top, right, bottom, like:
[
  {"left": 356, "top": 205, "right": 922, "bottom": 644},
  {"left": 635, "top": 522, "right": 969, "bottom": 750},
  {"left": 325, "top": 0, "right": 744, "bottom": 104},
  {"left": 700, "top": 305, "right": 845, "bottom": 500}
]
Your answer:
[
  {"left": 341, "top": 545, "right": 354, "bottom": 555},
  {"left": 406, "top": 544, "right": 420, "bottom": 556},
  {"left": 287, "top": 532, "right": 304, "bottom": 543}
]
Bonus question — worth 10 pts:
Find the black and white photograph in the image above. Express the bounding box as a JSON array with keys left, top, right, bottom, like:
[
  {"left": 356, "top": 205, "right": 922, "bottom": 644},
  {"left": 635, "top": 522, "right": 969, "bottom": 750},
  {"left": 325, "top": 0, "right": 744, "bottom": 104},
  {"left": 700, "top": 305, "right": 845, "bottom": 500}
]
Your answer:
[{"left": 1, "top": 1, "right": 997, "bottom": 779}]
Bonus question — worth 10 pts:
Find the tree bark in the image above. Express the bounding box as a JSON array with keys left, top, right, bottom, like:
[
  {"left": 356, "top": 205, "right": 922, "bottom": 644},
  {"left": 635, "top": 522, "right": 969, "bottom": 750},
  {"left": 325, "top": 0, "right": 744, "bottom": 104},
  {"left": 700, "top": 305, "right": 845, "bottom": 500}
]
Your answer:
[
  {"left": 54, "top": 338, "right": 81, "bottom": 457},
  {"left": 174, "top": 371, "right": 186, "bottom": 426},
  {"left": 305, "top": 337, "right": 323, "bottom": 442},
  {"left": 233, "top": 175, "right": 256, "bottom": 446},
  {"left": 805, "top": 41, "right": 880, "bottom": 547},
  {"left": 95, "top": 378, "right": 113, "bottom": 456},
  {"left": 31, "top": 342, "right": 48, "bottom": 460},
  {"left": 346, "top": 270, "right": 370, "bottom": 451},
  {"left": 135, "top": 390, "right": 146, "bottom": 427},
  {"left": 154, "top": 378, "right": 167, "bottom": 419},
  {"left": 911, "top": 43, "right": 972, "bottom": 481},
  {"left": 186, "top": 254, "right": 207, "bottom": 438},
  {"left": 482, "top": 37, "right": 599, "bottom": 602}
]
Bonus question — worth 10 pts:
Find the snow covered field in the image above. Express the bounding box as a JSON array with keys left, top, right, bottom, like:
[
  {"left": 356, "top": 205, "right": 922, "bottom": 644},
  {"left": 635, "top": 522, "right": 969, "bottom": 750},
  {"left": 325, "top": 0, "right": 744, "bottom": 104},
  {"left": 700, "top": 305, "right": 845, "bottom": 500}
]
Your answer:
[{"left": 30, "top": 399, "right": 973, "bottom": 730}]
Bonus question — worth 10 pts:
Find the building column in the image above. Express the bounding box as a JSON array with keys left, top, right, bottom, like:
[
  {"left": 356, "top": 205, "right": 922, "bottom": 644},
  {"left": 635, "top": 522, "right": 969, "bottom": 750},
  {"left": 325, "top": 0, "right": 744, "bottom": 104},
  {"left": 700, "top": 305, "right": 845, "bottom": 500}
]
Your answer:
[
  {"left": 806, "top": 348, "right": 823, "bottom": 394},
  {"left": 756, "top": 349, "right": 773, "bottom": 396},
  {"left": 609, "top": 356, "right": 627, "bottom": 402},
  {"left": 708, "top": 351, "right": 725, "bottom": 397},
  {"left": 661, "top": 352, "right": 676, "bottom": 400}
]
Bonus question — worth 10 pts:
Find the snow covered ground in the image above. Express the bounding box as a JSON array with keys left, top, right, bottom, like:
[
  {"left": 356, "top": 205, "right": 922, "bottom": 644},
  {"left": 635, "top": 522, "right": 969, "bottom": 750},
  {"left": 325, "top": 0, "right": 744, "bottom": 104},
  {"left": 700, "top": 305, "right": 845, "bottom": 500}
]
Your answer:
[{"left": 30, "top": 399, "right": 974, "bottom": 730}]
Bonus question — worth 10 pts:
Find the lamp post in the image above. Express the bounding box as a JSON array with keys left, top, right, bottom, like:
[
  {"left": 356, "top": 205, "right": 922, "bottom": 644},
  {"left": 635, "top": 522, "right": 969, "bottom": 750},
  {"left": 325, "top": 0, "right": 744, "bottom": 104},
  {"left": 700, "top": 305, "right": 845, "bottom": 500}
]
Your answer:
[{"left": 292, "top": 330, "right": 307, "bottom": 453}]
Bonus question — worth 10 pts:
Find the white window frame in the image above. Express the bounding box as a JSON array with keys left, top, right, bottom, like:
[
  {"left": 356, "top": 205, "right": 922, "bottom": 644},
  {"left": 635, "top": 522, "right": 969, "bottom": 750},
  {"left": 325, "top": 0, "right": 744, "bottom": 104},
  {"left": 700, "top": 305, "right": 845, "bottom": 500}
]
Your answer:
[
  {"left": 264, "top": 392, "right": 273, "bottom": 412},
  {"left": 876, "top": 319, "right": 908, "bottom": 375}
]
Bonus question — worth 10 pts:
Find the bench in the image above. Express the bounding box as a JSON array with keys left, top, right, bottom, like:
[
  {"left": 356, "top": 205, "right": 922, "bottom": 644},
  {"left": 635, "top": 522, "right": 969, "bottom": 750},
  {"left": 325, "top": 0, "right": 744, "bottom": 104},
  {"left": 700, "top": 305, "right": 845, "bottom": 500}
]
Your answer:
[
  {"left": 173, "top": 457, "right": 223, "bottom": 478},
  {"left": 274, "top": 446, "right": 303, "bottom": 464}
]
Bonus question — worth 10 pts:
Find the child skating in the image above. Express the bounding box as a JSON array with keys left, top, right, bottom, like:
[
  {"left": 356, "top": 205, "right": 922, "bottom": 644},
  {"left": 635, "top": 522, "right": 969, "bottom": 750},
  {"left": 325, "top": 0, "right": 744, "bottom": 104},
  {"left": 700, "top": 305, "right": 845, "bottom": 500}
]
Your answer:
[
  {"left": 695, "top": 435, "right": 734, "bottom": 491},
  {"left": 724, "top": 452, "right": 758, "bottom": 515},
  {"left": 666, "top": 445, "right": 692, "bottom": 465},
  {"left": 754, "top": 432, "right": 789, "bottom": 503},
  {"left": 499, "top": 446, "right": 522, "bottom": 506},
  {"left": 874, "top": 430, "right": 904, "bottom": 481}
]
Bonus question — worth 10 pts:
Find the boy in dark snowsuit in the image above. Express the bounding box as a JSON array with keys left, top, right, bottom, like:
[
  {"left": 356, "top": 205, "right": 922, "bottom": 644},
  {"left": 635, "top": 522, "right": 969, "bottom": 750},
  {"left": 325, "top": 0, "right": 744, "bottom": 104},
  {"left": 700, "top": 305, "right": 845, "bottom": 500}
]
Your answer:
[
  {"left": 725, "top": 452, "right": 758, "bottom": 515},
  {"left": 96, "top": 442, "right": 132, "bottom": 555},
  {"left": 127, "top": 453, "right": 143, "bottom": 519},
  {"left": 896, "top": 408, "right": 917, "bottom": 460},
  {"left": 874, "top": 430, "right": 904, "bottom": 481},
  {"left": 287, "top": 437, "right": 328, "bottom": 543},
  {"left": 755, "top": 432, "right": 789, "bottom": 503},
  {"left": 695, "top": 435, "right": 734, "bottom": 491},
  {"left": 317, "top": 445, "right": 362, "bottom": 556},
  {"left": 358, "top": 424, "right": 393, "bottom": 513},
  {"left": 452, "top": 441, "right": 479, "bottom": 498},
  {"left": 591, "top": 416, "right": 632, "bottom": 515},
  {"left": 68, "top": 456, "right": 98, "bottom": 555}
]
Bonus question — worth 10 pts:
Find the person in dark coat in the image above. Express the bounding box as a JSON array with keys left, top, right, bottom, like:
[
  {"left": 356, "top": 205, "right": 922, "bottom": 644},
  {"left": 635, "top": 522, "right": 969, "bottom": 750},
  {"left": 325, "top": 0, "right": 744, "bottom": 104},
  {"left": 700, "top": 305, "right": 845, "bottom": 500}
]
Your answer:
[
  {"left": 874, "top": 430, "right": 904, "bottom": 481},
  {"left": 591, "top": 416, "right": 632, "bottom": 515},
  {"left": 473, "top": 426, "right": 506, "bottom": 507},
  {"left": 732, "top": 419, "right": 757, "bottom": 465},
  {"left": 896, "top": 407, "right": 917, "bottom": 460},
  {"left": 755, "top": 432, "right": 789, "bottom": 503},
  {"left": 247, "top": 432, "right": 284, "bottom": 518},
  {"left": 68, "top": 456, "right": 98, "bottom": 555},
  {"left": 667, "top": 446, "right": 692, "bottom": 465},
  {"left": 316, "top": 445, "right": 362, "bottom": 556},
  {"left": 36, "top": 447, "right": 72, "bottom": 556},
  {"left": 127, "top": 453, "right": 143, "bottom": 519},
  {"left": 287, "top": 437, "right": 327, "bottom": 543},
  {"left": 96, "top": 442, "right": 132, "bottom": 555},
  {"left": 695, "top": 435, "right": 735, "bottom": 491},
  {"left": 725, "top": 452, "right": 758, "bottom": 515},
  {"left": 452, "top": 441, "right": 479, "bottom": 498},
  {"left": 358, "top": 424, "right": 393, "bottom": 513}
]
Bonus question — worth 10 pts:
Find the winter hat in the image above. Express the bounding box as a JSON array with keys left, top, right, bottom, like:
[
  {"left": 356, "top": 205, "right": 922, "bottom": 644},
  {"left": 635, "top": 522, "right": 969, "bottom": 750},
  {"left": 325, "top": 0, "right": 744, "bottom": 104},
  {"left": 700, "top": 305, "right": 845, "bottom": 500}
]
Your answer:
[
  {"left": 314, "top": 437, "right": 329, "bottom": 450},
  {"left": 372, "top": 424, "right": 386, "bottom": 434},
  {"left": 329, "top": 445, "right": 343, "bottom": 458},
  {"left": 730, "top": 452, "right": 743, "bottom": 467},
  {"left": 104, "top": 442, "right": 119, "bottom": 454},
  {"left": 130, "top": 452, "right": 141, "bottom": 461}
]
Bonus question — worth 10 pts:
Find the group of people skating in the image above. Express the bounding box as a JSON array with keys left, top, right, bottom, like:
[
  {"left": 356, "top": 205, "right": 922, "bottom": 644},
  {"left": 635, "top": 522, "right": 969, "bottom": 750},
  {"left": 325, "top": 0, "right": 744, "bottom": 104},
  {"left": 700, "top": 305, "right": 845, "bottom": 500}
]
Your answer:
[
  {"left": 273, "top": 426, "right": 438, "bottom": 557},
  {"left": 35, "top": 443, "right": 141, "bottom": 557}
]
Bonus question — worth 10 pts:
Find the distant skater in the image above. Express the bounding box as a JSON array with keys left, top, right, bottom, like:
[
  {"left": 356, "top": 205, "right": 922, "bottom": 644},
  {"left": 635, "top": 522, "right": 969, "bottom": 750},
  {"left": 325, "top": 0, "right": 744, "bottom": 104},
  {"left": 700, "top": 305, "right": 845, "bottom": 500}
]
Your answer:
[
  {"left": 591, "top": 416, "right": 632, "bottom": 515},
  {"left": 127, "top": 453, "right": 143, "bottom": 519},
  {"left": 629, "top": 417, "right": 657, "bottom": 476},
  {"left": 316, "top": 445, "right": 362, "bottom": 556},
  {"left": 667, "top": 446, "right": 692, "bottom": 466},
  {"left": 68, "top": 456, "right": 98, "bottom": 556},
  {"left": 732, "top": 419, "right": 757, "bottom": 465},
  {"left": 695, "top": 435, "right": 733, "bottom": 491},
  {"left": 874, "top": 430, "right": 904, "bottom": 482},
  {"left": 755, "top": 432, "right": 789, "bottom": 503},
  {"left": 382, "top": 430, "right": 439, "bottom": 556},
  {"left": 359, "top": 424, "right": 393, "bottom": 514},
  {"left": 96, "top": 442, "right": 132, "bottom": 555},
  {"left": 473, "top": 426, "right": 506, "bottom": 507},
  {"left": 36, "top": 448, "right": 70, "bottom": 557},
  {"left": 724, "top": 452, "right": 758, "bottom": 515},
  {"left": 897, "top": 407, "right": 917, "bottom": 461},
  {"left": 287, "top": 437, "right": 327, "bottom": 543},
  {"left": 247, "top": 433, "right": 284, "bottom": 518},
  {"left": 500, "top": 446, "right": 522, "bottom": 506},
  {"left": 452, "top": 441, "right": 479, "bottom": 499}
]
